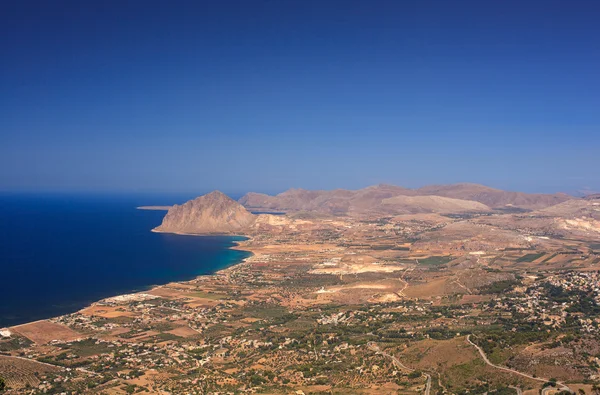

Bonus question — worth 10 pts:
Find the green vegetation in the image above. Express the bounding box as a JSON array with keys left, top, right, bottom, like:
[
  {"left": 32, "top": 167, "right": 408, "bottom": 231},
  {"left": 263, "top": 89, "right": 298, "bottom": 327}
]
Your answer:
[
  {"left": 153, "top": 322, "right": 176, "bottom": 331},
  {"left": 155, "top": 333, "right": 183, "bottom": 341},
  {"left": 106, "top": 316, "right": 136, "bottom": 325},
  {"left": 472, "top": 327, "right": 552, "bottom": 362},
  {"left": 38, "top": 352, "right": 88, "bottom": 368},
  {"left": 516, "top": 252, "right": 545, "bottom": 262},
  {"left": 190, "top": 291, "right": 228, "bottom": 300},
  {"left": 539, "top": 283, "right": 600, "bottom": 315},
  {"left": 0, "top": 335, "right": 33, "bottom": 352},
  {"left": 541, "top": 253, "right": 558, "bottom": 263},
  {"left": 418, "top": 256, "right": 453, "bottom": 266},
  {"left": 187, "top": 348, "right": 206, "bottom": 359},
  {"left": 425, "top": 327, "right": 456, "bottom": 340},
  {"left": 0, "top": 376, "right": 5, "bottom": 391},
  {"left": 446, "top": 359, "right": 484, "bottom": 386},
  {"left": 370, "top": 244, "right": 395, "bottom": 250},
  {"left": 479, "top": 279, "right": 519, "bottom": 295},
  {"left": 57, "top": 338, "right": 116, "bottom": 357},
  {"left": 243, "top": 303, "right": 289, "bottom": 320},
  {"left": 202, "top": 323, "right": 232, "bottom": 340},
  {"left": 542, "top": 378, "right": 557, "bottom": 388}
]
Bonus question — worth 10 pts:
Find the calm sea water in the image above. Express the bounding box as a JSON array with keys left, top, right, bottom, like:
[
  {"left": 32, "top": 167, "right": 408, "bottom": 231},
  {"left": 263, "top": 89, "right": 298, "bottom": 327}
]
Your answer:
[{"left": 0, "top": 194, "right": 251, "bottom": 327}]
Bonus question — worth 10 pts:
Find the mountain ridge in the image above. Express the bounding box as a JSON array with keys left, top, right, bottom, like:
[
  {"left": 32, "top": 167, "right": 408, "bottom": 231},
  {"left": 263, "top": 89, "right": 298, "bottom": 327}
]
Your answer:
[{"left": 239, "top": 183, "right": 574, "bottom": 214}]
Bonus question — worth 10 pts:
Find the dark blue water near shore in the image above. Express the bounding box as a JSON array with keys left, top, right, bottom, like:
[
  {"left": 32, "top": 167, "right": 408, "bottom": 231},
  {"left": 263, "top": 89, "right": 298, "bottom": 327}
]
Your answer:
[{"left": 0, "top": 194, "right": 251, "bottom": 327}]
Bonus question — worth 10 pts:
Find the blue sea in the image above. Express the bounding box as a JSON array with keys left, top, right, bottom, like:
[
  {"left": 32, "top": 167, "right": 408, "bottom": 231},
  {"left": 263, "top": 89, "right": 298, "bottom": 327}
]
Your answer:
[{"left": 0, "top": 194, "right": 251, "bottom": 328}]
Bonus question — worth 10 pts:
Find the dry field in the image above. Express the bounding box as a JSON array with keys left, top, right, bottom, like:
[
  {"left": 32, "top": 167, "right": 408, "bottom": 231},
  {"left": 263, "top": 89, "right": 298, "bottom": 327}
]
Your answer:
[
  {"left": 166, "top": 325, "right": 200, "bottom": 338},
  {"left": 11, "top": 320, "right": 81, "bottom": 344},
  {"left": 400, "top": 338, "right": 539, "bottom": 390},
  {"left": 81, "top": 305, "right": 137, "bottom": 318}
]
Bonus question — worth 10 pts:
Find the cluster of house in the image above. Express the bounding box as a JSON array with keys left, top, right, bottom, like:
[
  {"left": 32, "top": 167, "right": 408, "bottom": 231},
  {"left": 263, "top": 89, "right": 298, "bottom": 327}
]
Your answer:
[{"left": 488, "top": 271, "right": 600, "bottom": 332}]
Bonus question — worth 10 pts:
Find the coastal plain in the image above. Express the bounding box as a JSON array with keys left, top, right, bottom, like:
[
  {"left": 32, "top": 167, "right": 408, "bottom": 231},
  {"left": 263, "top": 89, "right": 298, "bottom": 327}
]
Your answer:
[{"left": 2, "top": 184, "right": 600, "bottom": 394}]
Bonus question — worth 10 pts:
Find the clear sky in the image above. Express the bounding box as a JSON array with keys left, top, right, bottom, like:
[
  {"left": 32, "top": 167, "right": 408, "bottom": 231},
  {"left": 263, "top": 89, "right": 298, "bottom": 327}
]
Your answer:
[{"left": 1, "top": 0, "right": 599, "bottom": 195}]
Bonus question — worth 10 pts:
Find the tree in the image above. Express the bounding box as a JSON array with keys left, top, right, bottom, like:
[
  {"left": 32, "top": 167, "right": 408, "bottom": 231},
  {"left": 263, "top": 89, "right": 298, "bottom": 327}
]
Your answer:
[
  {"left": 250, "top": 374, "right": 265, "bottom": 386},
  {"left": 0, "top": 377, "right": 5, "bottom": 391}
]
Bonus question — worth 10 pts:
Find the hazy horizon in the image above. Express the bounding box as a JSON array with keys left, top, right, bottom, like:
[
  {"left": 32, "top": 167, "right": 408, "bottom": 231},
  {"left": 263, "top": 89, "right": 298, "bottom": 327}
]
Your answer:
[
  {"left": 2, "top": 1, "right": 598, "bottom": 195},
  {"left": 0, "top": 180, "right": 592, "bottom": 200}
]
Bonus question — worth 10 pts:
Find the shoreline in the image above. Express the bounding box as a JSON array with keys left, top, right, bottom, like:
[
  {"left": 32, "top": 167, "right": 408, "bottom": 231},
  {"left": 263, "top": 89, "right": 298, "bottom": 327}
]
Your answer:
[
  {"left": 151, "top": 228, "right": 250, "bottom": 238},
  {"left": 4, "top": 233, "right": 254, "bottom": 332}
]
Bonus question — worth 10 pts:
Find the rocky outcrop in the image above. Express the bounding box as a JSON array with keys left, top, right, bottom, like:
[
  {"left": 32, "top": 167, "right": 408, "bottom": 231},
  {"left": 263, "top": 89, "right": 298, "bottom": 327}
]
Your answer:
[
  {"left": 537, "top": 199, "right": 600, "bottom": 220},
  {"left": 154, "top": 191, "right": 255, "bottom": 234}
]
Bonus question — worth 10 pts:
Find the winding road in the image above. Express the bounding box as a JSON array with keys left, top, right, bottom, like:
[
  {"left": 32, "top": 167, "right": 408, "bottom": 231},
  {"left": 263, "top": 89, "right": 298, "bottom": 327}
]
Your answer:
[
  {"left": 466, "top": 335, "right": 571, "bottom": 394},
  {"left": 368, "top": 342, "right": 431, "bottom": 395}
]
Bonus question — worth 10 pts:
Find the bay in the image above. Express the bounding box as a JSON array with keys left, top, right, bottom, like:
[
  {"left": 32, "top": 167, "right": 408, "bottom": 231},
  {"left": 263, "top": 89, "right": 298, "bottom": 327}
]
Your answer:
[{"left": 0, "top": 194, "right": 250, "bottom": 327}]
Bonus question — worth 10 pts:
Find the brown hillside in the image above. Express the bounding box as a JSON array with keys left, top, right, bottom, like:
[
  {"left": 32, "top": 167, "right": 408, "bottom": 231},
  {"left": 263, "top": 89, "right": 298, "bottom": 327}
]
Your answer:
[
  {"left": 380, "top": 195, "right": 490, "bottom": 214},
  {"left": 239, "top": 183, "right": 572, "bottom": 214},
  {"left": 155, "top": 191, "right": 255, "bottom": 234},
  {"left": 416, "top": 183, "right": 572, "bottom": 209}
]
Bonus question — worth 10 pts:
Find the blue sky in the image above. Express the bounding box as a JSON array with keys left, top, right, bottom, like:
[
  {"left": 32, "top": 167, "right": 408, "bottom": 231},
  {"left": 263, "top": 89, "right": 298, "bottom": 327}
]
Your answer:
[{"left": 1, "top": 0, "right": 599, "bottom": 195}]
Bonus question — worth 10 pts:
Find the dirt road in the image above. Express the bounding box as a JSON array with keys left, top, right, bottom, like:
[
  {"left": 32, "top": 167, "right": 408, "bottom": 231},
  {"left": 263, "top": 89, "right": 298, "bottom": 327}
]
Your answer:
[
  {"left": 466, "top": 335, "right": 570, "bottom": 393},
  {"left": 368, "top": 342, "right": 431, "bottom": 395}
]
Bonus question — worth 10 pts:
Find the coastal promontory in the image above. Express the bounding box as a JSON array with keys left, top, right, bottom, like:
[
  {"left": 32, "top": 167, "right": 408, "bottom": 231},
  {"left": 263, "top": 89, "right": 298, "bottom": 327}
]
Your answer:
[{"left": 153, "top": 191, "right": 255, "bottom": 234}]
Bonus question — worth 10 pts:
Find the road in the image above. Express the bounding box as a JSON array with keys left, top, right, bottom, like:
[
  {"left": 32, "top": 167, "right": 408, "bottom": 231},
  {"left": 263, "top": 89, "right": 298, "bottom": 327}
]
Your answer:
[
  {"left": 396, "top": 267, "right": 413, "bottom": 297},
  {"left": 541, "top": 386, "right": 572, "bottom": 395},
  {"left": 368, "top": 342, "right": 431, "bottom": 395},
  {"left": 452, "top": 277, "right": 472, "bottom": 294},
  {"left": 466, "top": 335, "right": 571, "bottom": 394}
]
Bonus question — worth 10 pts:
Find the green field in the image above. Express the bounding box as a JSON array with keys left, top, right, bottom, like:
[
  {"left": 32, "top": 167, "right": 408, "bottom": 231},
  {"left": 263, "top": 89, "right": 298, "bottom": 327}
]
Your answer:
[
  {"left": 516, "top": 252, "right": 545, "bottom": 263},
  {"left": 418, "top": 256, "right": 453, "bottom": 266},
  {"left": 190, "top": 291, "right": 229, "bottom": 300},
  {"left": 57, "top": 338, "right": 115, "bottom": 357}
]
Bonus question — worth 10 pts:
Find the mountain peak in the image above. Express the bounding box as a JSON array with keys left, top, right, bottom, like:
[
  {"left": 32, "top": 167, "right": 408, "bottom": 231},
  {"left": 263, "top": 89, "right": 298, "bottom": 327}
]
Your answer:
[
  {"left": 197, "top": 190, "right": 233, "bottom": 203},
  {"left": 204, "top": 190, "right": 227, "bottom": 197},
  {"left": 154, "top": 191, "right": 255, "bottom": 234}
]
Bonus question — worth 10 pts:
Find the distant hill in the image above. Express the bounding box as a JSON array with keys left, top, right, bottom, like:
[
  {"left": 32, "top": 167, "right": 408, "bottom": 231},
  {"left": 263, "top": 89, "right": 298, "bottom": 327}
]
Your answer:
[
  {"left": 240, "top": 184, "right": 416, "bottom": 215},
  {"left": 239, "top": 183, "right": 574, "bottom": 215},
  {"left": 380, "top": 195, "right": 490, "bottom": 214},
  {"left": 154, "top": 191, "right": 255, "bottom": 234},
  {"left": 416, "top": 183, "right": 572, "bottom": 210},
  {"left": 537, "top": 199, "right": 600, "bottom": 220}
]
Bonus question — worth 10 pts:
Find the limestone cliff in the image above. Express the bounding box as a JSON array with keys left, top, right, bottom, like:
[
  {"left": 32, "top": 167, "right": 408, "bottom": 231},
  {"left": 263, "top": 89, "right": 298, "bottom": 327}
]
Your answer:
[{"left": 154, "top": 191, "right": 255, "bottom": 234}]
